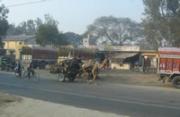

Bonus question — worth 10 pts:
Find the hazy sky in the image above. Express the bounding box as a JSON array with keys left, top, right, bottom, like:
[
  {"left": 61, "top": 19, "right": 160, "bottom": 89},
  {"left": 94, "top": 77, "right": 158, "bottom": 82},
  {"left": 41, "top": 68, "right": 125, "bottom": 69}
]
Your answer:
[{"left": 1, "top": 0, "right": 144, "bottom": 34}]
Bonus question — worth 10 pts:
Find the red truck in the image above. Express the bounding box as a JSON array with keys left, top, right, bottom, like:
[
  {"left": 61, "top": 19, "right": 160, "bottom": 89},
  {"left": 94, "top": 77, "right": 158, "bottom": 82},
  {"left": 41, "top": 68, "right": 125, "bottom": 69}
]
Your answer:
[{"left": 159, "top": 48, "right": 180, "bottom": 88}]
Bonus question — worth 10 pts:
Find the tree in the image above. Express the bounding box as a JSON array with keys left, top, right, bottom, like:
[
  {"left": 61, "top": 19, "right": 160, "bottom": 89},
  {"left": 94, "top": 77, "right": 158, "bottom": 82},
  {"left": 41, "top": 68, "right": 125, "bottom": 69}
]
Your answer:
[
  {"left": 63, "top": 32, "right": 82, "bottom": 47},
  {"left": 7, "top": 18, "right": 42, "bottom": 35},
  {"left": 44, "top": 14, "right": 58, "bottom": 26},
  {"left": 36, "top": 14, "right": 68, "bottom": 46},
  {"left": 35, "top": 18, "right": 43, "bottom": 28},
  {"left": 26, "top": 20, "right": 37, "bottom": 35},
  {"left": 85, "top": 16, "right": 142, "bottom": 45},
  {"left": 36, "top": 24, "right": 59, "bottom": 46},
  {"left": 56, "top": 33, "right": 69, "bottom": 46},
  {"left": 143, "top": 0, "right": 180, "bottom": 48},
  {"left": 0, "top": 4, "right": 9, "bottom": 48}
]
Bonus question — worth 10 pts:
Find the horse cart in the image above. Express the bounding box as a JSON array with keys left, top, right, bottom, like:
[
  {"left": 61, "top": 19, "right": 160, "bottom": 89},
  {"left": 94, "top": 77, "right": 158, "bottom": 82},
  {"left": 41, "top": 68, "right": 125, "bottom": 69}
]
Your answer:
[
  {"left": 159, "top": 48, "right": 180, "bottom": 88},
  {"left": 49, "top": 58, "right": 83, "bottom": 82}
]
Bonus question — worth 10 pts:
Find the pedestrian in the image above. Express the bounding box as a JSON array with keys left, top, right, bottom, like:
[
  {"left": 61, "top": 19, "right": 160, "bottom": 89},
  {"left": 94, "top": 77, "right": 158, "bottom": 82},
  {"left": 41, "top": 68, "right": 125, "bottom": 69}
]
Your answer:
[{"left": 16, "top": 61, "right": 22, "bottom": 77}]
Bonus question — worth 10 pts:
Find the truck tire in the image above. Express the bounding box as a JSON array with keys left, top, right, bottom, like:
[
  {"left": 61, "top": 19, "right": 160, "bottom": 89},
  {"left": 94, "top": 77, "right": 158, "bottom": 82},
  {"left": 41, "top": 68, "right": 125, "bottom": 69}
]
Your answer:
[{"left": 172, "top": 76, "right": 180, "bottom": 89}]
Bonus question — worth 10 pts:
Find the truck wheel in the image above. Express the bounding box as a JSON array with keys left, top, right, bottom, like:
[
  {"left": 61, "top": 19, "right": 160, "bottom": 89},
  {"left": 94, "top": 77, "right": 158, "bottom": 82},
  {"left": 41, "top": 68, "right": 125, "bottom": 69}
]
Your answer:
[{"left": 172, "top": 76, "right": 180, "bottom": 89}]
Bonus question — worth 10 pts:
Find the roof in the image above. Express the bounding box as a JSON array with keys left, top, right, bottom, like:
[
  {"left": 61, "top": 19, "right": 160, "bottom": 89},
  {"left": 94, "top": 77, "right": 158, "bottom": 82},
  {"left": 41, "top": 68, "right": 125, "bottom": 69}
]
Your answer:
[
  {"left": 3, "top": 34, "right": 35, "bottom": 42},
  {"left": 3, "top": 34, "right": 36, "bottom": 45},
  {"left": 99, "top": 45, "right": 140, "bottom": 52},
  {"left": 159, "top": 47, "right": 180, "bottom": 52},
  {"left": 113, "top": 53, "right": 139, "bottom": 59},
  {"left": 159, "top": 47, "right": 180, "bottom": 58},
  {"left": 140, "top": 50, "right": 158, "bottom": 53}
]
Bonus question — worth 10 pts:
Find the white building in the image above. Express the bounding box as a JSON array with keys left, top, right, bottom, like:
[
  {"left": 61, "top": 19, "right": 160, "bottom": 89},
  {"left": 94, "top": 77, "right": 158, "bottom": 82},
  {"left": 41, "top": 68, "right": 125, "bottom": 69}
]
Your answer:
[{"left": 83, "top": 35, "right": 97, "bottom": 49}]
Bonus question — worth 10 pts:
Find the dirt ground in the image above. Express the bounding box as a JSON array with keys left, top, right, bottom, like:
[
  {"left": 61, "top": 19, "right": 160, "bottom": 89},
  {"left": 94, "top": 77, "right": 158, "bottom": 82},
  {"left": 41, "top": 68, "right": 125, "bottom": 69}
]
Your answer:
[
  {"left": 1, "top": 69, "right": 172, "bottom": 88},
  {"left": 0, "top": 93, "right": 126, "bottom": 117},
  {"left": 0, "top": 92, "right": 21, "bottom": 114},
  {"left": 0, "top": 93, "right": 21, "bottom": 107},
  {"left": 99, "top": 70, "right": 172, "bottom": 88},
  {"left": 36, "top": 69, "right": 172, "bottom": 88}
]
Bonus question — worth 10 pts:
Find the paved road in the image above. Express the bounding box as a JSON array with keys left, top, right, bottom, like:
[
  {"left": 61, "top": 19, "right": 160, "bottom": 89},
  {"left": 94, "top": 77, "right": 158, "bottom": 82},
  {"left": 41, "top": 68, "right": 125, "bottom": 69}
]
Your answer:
[{"left": 0, "top": 71, "right": 180, "bottom": 117}]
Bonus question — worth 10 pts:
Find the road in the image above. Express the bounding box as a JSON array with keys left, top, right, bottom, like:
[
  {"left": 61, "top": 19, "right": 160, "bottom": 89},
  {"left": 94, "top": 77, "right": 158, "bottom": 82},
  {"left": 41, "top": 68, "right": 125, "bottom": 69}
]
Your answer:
[{"left": 0, "top": 71, "right": 180, "bottom": 117}]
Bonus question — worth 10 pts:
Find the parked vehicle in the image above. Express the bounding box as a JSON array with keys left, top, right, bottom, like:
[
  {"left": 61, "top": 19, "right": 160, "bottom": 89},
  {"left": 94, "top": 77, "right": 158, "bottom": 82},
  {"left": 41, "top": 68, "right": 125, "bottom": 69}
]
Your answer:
[
  {"left": 21, "top": 47, "right": 58, "bottom": 69},
  {"left": 159, "top": 48, "right": 180, "bottom": 88},
  {"left": 0, "top": 55, "right": 16, "bottom": 71}
]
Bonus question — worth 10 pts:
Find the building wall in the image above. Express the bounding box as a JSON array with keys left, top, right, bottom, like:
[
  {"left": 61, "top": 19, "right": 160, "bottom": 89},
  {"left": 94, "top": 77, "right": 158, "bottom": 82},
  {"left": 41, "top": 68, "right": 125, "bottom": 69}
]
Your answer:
[
  {"left": 141, "top": 52, "right": 159, "bottom": 73},
  {"left": 3, "top": 40, "right": 26, "bottom": 60},
  {"left": 83, "top": 37, "right": 90, "bottom": 48},
  {"left": 111, "top": 63, "right": 130, "bottom": 70},
  {"left": 83, "top": 35, "right": 97, "bottom": 49}
]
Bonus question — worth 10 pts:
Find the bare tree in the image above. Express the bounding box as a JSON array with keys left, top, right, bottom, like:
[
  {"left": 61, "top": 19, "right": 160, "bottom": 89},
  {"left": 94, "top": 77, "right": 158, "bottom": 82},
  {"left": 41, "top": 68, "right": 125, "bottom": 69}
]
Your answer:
[{"left": 86, "top": 16, "right": 142, "bottom": 45}]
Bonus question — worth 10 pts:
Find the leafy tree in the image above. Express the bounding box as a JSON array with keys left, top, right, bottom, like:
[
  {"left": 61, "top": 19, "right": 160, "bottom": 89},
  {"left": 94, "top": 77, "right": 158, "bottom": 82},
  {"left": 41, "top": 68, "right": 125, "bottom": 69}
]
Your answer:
[
  {"left": 44, "top": 14, "right": 58, "bottom": 26},
  {"left": 85, "top": 16, "right": 142, "bottom": 45},
  {"left": 26, "top": 20, "right": 37, "bottom": 35},
  {"left": 56, "top": 33, "right": 69, "bottom": 46},
  {"left": 36, "top": 14, "right": 68, "bottom": 46},
  {"left": 36, "top": 24, "right": 59, "bottom": 46},
  {"left": 143, "top": 0, "right": 180, "bottom": 48},
  {"left": 63, "top": 32, "right": 82, "bottom": 47},
  {"left": 7, "top": 18, "right": 42, "bottom": 35},
  {"left": 35, "top": 18, "right": 43, "bottom": 28},
  {"left": 0, "top": 4, "right": 9, "bottom": 48}
]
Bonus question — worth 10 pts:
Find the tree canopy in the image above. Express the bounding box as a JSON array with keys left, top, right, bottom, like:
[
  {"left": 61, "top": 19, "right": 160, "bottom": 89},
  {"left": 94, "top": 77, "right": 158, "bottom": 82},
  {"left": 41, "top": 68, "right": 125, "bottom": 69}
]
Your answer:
[
  {"left": 63, "top": 32, "right": 82, "bottom": 47},
  {"left": 143, "top": 0, "right": 180, "bottom": 48},
  {"left": 0, "top": 4, "right": 9, "bottom": 48},
  {"left": 7, "top": 18, "right": 43, "bottom": 35},
  {"left": 35, "top": 15, "right": 68, "bottom": 47},
  {"left": 7, "top": 14, "right": 79, "bottom": 47},
  {"left": 36, "top": 23, "right": 59, "bottom": 46},
  {"left": 85, "top": 16, "right": 142, "bottom": 45}
]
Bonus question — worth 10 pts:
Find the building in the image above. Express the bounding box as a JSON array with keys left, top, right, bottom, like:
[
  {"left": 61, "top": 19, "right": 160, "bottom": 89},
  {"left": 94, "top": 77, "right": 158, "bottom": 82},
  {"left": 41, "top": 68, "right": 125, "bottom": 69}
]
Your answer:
[
  {"left": 3, "top": 35, "right": 36, "bottom": 60},
  {"left": 98, "top": 46, "right": 140, "bottom": 70},
  {"left": 111, "top": 49, "right": 159, "bottom": 72},
  {"left": 97, "top": 45, "right": 159, "bottom": 72},
  {"left": 98, "top": 45, "right": 140, "bottom": 52},
  {"left": 140, "top": 50, "right": 159, "bottom": 73},
  {"left": 83, "top": 35, "right": 97, "bottom": 49}
]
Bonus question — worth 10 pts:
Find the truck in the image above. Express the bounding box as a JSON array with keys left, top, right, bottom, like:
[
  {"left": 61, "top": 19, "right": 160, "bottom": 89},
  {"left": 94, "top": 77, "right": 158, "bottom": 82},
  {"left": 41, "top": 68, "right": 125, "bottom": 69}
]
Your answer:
[
  {"left": 21, "top": 47, "right": 58, "bottom": 69},
  {"left": 159, "top": 48, "right": 180, "bottom": 88}
]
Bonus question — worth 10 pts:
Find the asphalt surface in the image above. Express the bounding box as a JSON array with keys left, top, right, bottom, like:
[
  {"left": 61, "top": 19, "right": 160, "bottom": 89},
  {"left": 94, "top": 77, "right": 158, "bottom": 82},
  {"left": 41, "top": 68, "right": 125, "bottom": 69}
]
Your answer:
[{"left": 0, "top": 71, "right": 180, "bottom": 117}]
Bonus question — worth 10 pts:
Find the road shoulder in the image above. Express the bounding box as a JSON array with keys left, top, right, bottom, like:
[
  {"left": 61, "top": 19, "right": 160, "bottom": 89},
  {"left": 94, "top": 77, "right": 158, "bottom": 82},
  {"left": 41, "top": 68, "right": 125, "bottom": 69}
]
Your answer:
[{"left": 0, "top": 92, "right": 127, "bottom": 117}]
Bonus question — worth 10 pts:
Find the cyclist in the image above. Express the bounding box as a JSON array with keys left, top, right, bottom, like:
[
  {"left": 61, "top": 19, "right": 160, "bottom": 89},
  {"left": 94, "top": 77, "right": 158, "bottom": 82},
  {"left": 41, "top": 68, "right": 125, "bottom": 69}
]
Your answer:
[
  {"left": 27, "top": 62, "right": 34, "bottom": 79},
  {"left": 15, "top": 61, "right": 22, "bottom": 77}
]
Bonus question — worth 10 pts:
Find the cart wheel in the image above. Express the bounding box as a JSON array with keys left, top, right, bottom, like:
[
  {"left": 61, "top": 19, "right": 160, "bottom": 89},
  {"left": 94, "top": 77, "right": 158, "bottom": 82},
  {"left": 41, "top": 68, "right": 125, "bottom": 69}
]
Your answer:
[{"left": 172, "top": 76, "right": 180, "bottom": 89}]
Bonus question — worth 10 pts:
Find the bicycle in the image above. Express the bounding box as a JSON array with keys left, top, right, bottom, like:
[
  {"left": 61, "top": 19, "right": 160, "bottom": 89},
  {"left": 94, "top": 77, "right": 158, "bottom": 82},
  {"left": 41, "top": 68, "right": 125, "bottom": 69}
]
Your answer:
[{"left": 22, "top": 68, "right": 40, "bottom": 82}]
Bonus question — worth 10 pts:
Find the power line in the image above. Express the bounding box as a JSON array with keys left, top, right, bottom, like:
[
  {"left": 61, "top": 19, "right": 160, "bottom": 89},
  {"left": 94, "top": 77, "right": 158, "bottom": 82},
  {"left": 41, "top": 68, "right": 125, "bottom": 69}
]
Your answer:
[{"left": 6, "top": 0, "right": 48, "bottom": 8}]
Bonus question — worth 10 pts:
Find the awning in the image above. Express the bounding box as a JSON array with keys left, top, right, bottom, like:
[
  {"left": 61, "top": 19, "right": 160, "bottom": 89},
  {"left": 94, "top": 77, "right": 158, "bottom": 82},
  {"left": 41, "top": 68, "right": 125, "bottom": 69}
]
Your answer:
[{"left": 112, "top": 53, "right": 138, "bottom": 59}]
